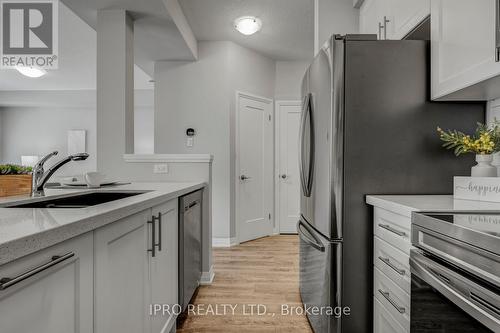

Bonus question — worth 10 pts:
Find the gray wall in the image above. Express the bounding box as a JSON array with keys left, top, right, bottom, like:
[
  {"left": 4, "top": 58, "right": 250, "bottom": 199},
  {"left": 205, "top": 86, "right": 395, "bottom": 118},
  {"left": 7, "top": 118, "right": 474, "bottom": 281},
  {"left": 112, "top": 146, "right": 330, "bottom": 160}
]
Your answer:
[
  {"left": 228, "top": 42, "right": 276, "bottom": 238},
  {"left": 317, "top": 0, "right": 359, "bottom": 51},
  {"left": 134, "top": 106, "right": 154, "bottom": 154},
  {"left": 0, "top": 106, "right": 97, "bottom": 176},
  {"left": 275, "top": 61, "right": 309, "bottom": 100},
  {"left": 0, "top": 90, "right": 154, "bottom": 174},
  {"left": 155, "top": 41, "right": 275, "bottom": 239}
]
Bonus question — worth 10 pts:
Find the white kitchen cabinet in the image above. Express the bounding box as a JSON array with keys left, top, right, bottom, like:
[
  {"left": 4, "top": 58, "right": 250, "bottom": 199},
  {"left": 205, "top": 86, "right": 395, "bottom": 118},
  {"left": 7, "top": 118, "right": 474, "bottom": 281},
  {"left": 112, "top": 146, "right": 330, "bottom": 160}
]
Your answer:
[
  {"left": 374, "top": 298, "right": 408, "bottom": 333},
  {"left": 94, "top": 200, "right": 179, "bottom": 333},
  {"left": 150, "top": 199, "right": 179, "bottom": 333},
  {"left": 359, "top": 0, "right": 429, "bottom": 40},
  {"left": 370, "top": 205, "right": 412, "bottom": 332},
  {"left": 374, "top": 267, "right": 410, "bottom": 331},
  {"left": 0, "top": 232, "right": 93, "bottom": 333},
  {"left": 94, "top": 209, "right": 152, "bottom": 333},
  {"left": 386, "top": 0, "right": 430, "bottom": 40},
  {"left": 431, "top": 0, "right": 500, "bottom": 100}
]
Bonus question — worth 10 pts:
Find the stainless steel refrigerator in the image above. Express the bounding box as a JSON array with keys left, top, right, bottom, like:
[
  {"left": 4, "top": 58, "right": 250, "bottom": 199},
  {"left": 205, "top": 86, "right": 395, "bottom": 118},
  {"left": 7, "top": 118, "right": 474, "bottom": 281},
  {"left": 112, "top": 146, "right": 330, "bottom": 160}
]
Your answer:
[{"left": 297, "top": 35, "right": 485, "bottom": 333}]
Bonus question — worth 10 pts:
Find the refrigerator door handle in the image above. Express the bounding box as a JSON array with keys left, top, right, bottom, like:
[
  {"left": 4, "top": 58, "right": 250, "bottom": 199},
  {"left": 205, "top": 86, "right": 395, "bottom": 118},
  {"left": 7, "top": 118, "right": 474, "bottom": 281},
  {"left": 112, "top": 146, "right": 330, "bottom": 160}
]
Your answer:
[
  {"left": 297, "top": 219, "right": 325, "bottom": 252},
  {"left": 305, "top": 94, "right": 315, "bottom": 197},
  {"left": 298, "top": 93, "right": 310, "bottom": 197}
]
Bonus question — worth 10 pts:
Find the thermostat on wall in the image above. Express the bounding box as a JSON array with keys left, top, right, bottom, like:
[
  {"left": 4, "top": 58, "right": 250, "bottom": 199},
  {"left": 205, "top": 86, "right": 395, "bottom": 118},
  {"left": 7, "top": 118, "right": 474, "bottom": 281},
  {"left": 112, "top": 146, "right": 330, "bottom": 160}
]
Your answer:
[{"left": 186, "top": 128, "right": 195, "bottom": 147}]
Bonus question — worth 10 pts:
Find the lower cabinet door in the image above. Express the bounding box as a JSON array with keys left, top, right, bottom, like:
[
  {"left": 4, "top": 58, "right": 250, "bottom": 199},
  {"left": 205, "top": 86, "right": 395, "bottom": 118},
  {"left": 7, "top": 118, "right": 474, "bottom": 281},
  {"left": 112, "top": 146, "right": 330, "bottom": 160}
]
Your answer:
[
  {"left": 0, "top": 232, "right": 93, "bottom": 333},
  {"left": 374, "top": 297, "right": 408, "bottom": 333},
  {"left": 94, "top": 210, "right": 152, "bottom": 333},
  {"left": 151, "top": 199, "right": 179, "bottom": 333}
]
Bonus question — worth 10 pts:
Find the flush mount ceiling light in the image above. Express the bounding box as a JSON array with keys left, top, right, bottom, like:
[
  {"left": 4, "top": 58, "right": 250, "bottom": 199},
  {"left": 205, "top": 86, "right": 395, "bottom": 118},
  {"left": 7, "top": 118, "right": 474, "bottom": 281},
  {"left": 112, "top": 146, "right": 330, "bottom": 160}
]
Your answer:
[
  {"left": 234, "top": 16, "right": 262, "bottom": 36},
  {"left": 15, "top": 66, "right": 47, "bottom": 78}
]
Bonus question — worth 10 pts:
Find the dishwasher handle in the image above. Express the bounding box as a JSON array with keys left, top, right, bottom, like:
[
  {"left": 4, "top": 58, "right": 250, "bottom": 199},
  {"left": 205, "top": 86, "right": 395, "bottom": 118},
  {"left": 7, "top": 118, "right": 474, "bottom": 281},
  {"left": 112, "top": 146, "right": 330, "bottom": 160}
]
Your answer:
[{"left": 184, "top": 200, "right": 200, "bottom": 212}]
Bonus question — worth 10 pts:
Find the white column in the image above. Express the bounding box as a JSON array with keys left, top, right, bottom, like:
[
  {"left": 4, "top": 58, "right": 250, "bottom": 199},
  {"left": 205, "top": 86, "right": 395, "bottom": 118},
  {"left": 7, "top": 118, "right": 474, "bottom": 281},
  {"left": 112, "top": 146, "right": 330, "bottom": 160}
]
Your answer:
[{"left": 96, "top": 10, "right": 134, "bottom": 173}]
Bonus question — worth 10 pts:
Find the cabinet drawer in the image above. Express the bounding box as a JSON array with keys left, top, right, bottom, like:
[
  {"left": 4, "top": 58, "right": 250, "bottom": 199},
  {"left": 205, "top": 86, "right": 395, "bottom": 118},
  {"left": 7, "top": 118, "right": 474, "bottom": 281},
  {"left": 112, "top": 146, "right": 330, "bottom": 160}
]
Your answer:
[
  {"left": 0, "top": 232, "right": 93, "bottom": 333},
  {"left": 374, "top": 236, "right": 411, "bottom": 293},
  {"left": 374, "top": 266, "right": 410, "bottom": 331},
  {"left": 374, "top": 207, "right": 411, "bottom": 253},
  {"left": 374, "top": 297, "right": 408, "bottom": 333},
  {"left": 152, "top": 198, "right": 177, "bottom": 216}
]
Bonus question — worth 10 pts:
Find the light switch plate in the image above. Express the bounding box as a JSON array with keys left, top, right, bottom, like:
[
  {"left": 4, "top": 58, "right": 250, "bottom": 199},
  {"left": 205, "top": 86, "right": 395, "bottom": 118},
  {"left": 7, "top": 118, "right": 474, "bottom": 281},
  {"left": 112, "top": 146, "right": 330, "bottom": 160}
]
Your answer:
[{"left": 153, "top": 164, "right": 168, "bottom": 174}]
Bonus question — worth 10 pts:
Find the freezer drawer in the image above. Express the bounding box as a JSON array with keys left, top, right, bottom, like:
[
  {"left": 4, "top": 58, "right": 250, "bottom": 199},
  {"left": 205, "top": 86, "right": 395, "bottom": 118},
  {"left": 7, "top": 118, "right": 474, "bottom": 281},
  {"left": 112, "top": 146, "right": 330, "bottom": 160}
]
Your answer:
[{"left": 298, "top": 219, "right": 341, "bottom": 333}]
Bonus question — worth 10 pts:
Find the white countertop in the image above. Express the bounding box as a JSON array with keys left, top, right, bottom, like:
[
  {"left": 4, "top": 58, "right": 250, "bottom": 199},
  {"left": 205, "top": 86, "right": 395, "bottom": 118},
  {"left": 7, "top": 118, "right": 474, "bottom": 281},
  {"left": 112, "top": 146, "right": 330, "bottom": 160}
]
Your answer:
[
  {"left": 0, "top": 182, "right": 206, "bottom": 266},
  {"left": 366, "top": 195, "right": 500, "bottom": 217}
]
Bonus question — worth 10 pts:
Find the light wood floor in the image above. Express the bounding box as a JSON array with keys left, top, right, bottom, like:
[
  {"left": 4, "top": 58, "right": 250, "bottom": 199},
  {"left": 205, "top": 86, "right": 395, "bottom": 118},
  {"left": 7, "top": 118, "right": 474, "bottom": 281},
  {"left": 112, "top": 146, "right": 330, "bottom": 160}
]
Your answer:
[{"left": 177, "top": 235, "right": 313, "bottom": 333}]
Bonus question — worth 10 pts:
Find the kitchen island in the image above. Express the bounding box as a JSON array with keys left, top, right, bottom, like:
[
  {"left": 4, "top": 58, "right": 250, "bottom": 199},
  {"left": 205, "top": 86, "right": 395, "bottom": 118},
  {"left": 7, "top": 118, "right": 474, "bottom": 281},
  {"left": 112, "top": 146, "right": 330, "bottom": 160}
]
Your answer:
[{"left": 0, "top": 182, "right": 211, "bottom": 333}]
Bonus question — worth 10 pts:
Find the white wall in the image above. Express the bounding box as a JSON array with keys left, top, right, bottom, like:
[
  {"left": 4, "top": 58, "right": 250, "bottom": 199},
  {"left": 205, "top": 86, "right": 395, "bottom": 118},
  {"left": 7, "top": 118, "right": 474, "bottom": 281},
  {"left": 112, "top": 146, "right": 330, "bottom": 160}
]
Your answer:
[
  {"left": 315, "top": 0, "right": 359, "bottom": 53},
  {"left": 155, "top": 42, "right": 231, "bottom": 239},
  {"left": 228, "top": 42, "right": 276, "bottom": 237},
  {"left": 275, "top": 61, "right": 309, "bottom": 100},
  {"left": 0, "top": 89, "right": 154, "bottom": 174},
  {"left": 0, "top": 106, "right": 97, "bottom": 176},
  {"left": 154, "top": 41, "right": 275, "bottom": 239},
  {"left": 134, "top": 106, "right": 154, "bottom": 154}
]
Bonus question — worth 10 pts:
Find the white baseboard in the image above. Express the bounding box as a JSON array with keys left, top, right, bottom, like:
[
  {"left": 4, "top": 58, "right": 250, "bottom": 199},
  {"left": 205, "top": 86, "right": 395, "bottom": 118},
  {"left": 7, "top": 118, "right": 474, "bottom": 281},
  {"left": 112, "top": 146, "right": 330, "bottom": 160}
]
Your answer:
[
  {"left": 212, "top": 237, "right": 238, "bottom": 247},
  {"left": 200, "top": 265, "right": 215, "bottom": 285},
  {"left": 278, "top": 227, "right": 298, "bottom": 234}
]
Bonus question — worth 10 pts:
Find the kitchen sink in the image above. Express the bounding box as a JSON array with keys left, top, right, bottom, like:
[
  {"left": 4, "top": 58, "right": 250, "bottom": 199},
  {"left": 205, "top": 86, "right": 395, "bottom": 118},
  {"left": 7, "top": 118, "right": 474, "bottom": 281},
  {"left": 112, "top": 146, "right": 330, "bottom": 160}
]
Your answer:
[{"left": 4, "top": 191, "right": 147, "bottom": 208}]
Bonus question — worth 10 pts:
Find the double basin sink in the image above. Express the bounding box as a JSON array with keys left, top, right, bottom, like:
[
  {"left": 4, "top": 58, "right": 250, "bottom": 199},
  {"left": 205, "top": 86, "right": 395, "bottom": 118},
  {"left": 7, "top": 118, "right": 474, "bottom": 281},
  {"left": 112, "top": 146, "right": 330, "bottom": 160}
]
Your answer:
[{"left": 2, "top": 191, "right": 147, "bottom": 209}]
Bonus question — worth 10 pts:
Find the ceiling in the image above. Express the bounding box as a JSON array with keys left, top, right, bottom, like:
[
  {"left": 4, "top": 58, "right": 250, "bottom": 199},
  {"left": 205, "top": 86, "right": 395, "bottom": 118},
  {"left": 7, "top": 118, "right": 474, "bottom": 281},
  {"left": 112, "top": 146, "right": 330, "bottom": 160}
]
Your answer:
[
  {"left": 179, "top": 0, "right": 314, "bottom": 61},
  {"left": 0, "top": 2, "right": 153, "bottom": 91},
  {"left": 62, "top": 0, "right": 197, "bottom": 75}
]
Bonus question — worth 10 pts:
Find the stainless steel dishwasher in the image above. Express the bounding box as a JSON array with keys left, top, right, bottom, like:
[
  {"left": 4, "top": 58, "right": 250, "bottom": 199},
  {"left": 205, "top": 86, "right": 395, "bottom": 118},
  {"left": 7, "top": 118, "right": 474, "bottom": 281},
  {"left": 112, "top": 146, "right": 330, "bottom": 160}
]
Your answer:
[{"left": 178, "top": 189, "right": 202, "bottom": 312}]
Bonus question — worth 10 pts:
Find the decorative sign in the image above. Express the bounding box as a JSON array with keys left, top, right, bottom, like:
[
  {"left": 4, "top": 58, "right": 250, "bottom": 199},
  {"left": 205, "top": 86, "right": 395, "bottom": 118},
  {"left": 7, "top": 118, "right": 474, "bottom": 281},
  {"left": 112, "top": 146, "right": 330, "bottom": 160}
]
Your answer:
[
  {"left": 454, "top": 176, "right": 500, "bottom": 203},
  {"left": 68, "top": 129, "right": 86, "bottom": 155}
]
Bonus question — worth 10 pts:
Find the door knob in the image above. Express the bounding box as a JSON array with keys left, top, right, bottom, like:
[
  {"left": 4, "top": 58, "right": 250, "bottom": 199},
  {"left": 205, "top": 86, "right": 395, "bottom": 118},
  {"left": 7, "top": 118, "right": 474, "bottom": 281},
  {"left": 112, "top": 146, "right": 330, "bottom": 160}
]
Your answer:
[
  {"left": 240, "top": 175, "right": 251, "bottom": 181},
  {"left": 281, "top": 174, "right": 287, "bottom": 179}
]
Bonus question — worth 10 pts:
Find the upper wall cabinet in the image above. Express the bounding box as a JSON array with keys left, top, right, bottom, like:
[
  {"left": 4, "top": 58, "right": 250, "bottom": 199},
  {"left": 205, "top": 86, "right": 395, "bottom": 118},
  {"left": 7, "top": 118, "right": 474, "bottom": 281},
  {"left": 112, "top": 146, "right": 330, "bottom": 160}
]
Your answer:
[
  {"left": 431, "top": 0, "right": 500, "bottom": 100},
  {"left": 359, "top": 0, "right": 430, "bottom": 40}
]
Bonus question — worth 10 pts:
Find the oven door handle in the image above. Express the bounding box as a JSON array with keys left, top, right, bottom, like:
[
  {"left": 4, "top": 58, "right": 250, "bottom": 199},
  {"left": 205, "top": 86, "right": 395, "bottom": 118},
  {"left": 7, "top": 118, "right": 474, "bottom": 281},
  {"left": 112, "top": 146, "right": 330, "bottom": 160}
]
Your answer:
[{"left": 410, "top": 251, "right": 500, "bottom": 331}]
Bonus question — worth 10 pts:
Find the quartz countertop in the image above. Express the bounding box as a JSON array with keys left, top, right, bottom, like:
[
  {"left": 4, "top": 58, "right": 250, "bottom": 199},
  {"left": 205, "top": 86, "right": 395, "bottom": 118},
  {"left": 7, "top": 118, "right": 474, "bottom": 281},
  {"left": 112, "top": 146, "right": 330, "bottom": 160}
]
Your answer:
[
  {"left": 366, "top": 195, "right": 500, "bottom": 217},
  {"left": 0, "top": 182, "right": 206, "bottom": 266}
]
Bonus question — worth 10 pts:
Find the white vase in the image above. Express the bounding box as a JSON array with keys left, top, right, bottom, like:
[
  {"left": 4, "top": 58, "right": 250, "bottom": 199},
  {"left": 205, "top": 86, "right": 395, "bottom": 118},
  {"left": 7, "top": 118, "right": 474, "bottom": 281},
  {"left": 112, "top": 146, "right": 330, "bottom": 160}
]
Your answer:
[{"left": 471, "top": 154, "right": 497, "bottom": 177}]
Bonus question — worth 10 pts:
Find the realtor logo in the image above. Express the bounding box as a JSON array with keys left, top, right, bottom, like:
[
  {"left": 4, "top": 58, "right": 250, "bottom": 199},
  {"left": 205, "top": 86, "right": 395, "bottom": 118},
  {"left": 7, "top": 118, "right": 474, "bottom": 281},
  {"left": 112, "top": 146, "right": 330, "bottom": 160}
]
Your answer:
[{"left": 0, "top": 0, "right": 58, "bottom": 69}]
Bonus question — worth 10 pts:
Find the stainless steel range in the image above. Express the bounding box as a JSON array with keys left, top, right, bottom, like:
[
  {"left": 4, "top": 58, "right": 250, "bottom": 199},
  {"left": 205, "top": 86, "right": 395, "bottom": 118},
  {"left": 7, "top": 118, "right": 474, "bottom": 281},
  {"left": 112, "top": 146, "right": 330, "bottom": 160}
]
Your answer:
[{"left": 411, "top": 212, "right": 500, "bottom": 332}]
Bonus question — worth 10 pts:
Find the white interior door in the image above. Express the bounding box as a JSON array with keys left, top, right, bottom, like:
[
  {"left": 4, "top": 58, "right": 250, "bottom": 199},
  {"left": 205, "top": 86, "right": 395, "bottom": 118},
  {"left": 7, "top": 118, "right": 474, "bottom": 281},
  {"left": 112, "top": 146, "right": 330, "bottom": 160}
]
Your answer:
[
  {"left": 237, "top": 93, "right": 273, "bottom": 243},
  {"left": 276, "top": 101, "right": 301, "bottom": 233}
]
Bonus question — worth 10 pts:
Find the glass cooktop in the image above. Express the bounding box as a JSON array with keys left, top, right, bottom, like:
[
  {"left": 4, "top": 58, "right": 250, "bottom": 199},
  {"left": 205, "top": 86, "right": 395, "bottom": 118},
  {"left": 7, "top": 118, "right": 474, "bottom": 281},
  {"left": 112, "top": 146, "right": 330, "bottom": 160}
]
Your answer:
[{"left": 425, "top": 213, "right": 500, "bottom": 238}]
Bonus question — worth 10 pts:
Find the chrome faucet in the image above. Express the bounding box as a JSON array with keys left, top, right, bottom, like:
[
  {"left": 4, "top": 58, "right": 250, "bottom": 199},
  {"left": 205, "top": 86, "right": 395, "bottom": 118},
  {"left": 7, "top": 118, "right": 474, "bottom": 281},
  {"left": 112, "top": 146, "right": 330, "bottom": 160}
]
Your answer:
[{"left": 32, "top": 151, "right": 89, "bottom": 197}]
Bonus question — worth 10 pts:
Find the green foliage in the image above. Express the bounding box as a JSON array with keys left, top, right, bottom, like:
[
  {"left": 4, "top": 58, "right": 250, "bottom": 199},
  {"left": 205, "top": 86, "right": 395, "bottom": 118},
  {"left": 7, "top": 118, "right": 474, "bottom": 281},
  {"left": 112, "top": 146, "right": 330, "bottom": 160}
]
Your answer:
[
  {"left": 0, "top": 164, "right": 33, "bottom": 175},
  {"left": 437, "top": 122, "right": 498, "bottom": 156}
]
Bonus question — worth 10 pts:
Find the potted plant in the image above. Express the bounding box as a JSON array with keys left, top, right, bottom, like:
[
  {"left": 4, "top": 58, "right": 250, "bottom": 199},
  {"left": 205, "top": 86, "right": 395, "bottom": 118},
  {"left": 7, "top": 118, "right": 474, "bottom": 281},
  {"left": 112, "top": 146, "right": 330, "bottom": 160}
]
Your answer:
[
  {"left": 0, "top": 164, "right": 33, "bottom": 197},
  {"left": 437, "top": 123, "right": 500, "bottom": 177}
]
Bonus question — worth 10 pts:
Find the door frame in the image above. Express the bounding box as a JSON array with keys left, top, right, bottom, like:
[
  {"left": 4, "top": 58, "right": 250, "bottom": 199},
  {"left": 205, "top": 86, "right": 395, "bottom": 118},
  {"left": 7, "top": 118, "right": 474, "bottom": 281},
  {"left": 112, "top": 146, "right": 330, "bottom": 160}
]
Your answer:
[
  {"left": 235, "top": 91, "right": 274, "bottom": 244},
  {"left": 274, "top": 100, "right": 302, "bottom": 234}
]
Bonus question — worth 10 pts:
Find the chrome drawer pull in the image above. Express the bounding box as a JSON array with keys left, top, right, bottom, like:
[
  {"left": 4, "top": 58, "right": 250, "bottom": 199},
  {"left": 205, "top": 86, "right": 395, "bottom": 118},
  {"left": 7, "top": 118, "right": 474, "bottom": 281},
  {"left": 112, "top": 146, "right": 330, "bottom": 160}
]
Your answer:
[
  {"left": 0, "top": 252, "right": 75, "bottom": 290},
  {"left": 378, "top": 289, "right": 406, "bottom": 314},
  {"left": 378, "top": 223, "right": 406, "bottom": 237},
  {"left": 378, "top": 256, "right": 406, "bottom": 276},
  {"left": 156, "top": 213, "right": 162, "bottom": 252},
  {"left": 148, "top": 218, "right": 156, "bottom": 257}
]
